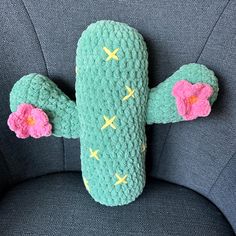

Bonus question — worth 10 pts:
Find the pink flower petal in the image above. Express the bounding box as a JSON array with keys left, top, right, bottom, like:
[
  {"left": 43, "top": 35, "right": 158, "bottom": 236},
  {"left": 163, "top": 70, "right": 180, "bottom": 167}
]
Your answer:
[
  {"left": 7, "top": 113, "right": 29, "bottom": 138},
  {"left": 172, "top": 80, "right": 195, "bottom": 98},
  {"left": 17, "top": 104, "right": 34, "bottom": 117},
  {"left": 175, "top": 97, "right": 187, "bottom": 116},
  {"left": 31, "top": 108, "right": 49, "bottom": 125},
  {"left": 28, "top": 108, "right": 52, "bottom": 138},
  {"left": 192, "top": 83, "right": 213, "bottom": 99},
  {"left": 192, "top": 99, "right": 212, "bottom": 117},
  {"left": 15, "top": 128, "right": 30, "bottom": 139},
  {"left": 182, "top": 113, "right": 198, "bottom": 121},
  {"left": 29, "top": 123, "right": 52, "bottom": 138}
]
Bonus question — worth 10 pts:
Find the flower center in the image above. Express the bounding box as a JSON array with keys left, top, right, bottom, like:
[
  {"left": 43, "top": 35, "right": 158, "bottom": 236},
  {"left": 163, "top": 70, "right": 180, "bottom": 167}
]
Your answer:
[
  {"left": 26, "top": 116, "right": 36, "bottom": 126},
  {"left": 187, "top": 95, "right": 198, "bottom": 104}
]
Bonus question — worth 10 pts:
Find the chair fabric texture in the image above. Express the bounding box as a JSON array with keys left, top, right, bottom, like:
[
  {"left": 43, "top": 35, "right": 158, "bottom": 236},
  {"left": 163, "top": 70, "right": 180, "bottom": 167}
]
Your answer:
[
  {"left": 0, "top": 0, "right": 235, "bottom": 234},
  {"left": 0, "top": 173, "right": 234, "bottom": 236}
]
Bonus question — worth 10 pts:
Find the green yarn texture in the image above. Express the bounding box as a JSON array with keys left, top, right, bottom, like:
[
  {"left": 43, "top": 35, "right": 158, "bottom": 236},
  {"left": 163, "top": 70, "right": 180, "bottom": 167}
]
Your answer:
[
  {"left": 9, "top": 20, "right": 219, "bottom": 206},
  {"left": 75, "top": 21, "right": 148, "bottom": 206},
  {"left": 146, "top": 63, "right": 219, "bottom": 124},
  {"left": 10, "top": 73, "right": 80, "bottom": 138}
]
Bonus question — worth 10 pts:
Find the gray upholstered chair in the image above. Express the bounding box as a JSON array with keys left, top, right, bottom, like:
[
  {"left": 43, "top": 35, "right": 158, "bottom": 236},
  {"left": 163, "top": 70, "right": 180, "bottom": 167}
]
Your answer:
[{"left": 0, "top": 0, "right": 235, "bottom": 235}]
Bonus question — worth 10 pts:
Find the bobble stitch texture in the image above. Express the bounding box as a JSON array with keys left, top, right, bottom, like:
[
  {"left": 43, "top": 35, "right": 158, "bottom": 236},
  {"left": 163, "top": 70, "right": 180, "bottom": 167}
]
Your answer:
[
  {"left": 76, "top": 21, "right": 148, "bottom": 206},
  {"left": 10, "top": 74, "right": 80, "bottom": 138}
]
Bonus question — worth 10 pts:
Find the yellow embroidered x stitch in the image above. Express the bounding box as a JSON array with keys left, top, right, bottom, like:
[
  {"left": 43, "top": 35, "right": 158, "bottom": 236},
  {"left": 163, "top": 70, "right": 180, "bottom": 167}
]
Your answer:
[
  {"left": 83, "top": 177, "right": 90, "bottom": 192},
  {"left": 114, "top": 174, "right": 128, "bottom": 186},
  {"left": 122, "top": 86, "right": 135, "bottom": 101},
  {"left": 89, "top": 148, "right": 99, "bottom": 160},
  {"left": 141, "top": 143, "right": 147, "bottom": 153},
  {"left": 103, "top": 47, "right": 119, "bottom": 61},
  {"left": 101, "top": 116, "right": 116, "bottom": 130}
]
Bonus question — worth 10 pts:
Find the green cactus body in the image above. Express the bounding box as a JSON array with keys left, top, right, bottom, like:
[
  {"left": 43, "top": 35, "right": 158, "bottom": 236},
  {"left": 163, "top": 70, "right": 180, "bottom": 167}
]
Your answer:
[
  {"left": 9, "top": 20, "right": 219, "bottom": 207},
  {"left": 75, "top": 21, "right": 148, "bottom": 206}
]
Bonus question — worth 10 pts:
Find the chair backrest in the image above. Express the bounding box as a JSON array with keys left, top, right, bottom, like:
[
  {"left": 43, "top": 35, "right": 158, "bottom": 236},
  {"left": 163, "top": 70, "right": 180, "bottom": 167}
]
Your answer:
[{"left": 0, "top": 0, "right": 235, "bottom": 229}]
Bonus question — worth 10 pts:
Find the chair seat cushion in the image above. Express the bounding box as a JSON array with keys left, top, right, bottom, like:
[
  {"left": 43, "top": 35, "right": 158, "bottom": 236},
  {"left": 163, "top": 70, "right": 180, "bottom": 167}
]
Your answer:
[{"left": 0, "top": 173, "right": 233, "bottom": 236}]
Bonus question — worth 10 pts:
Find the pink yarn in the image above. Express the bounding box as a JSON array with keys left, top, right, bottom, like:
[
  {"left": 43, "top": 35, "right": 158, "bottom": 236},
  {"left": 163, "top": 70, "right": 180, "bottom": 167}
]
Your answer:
[
  {"left": 172, "top": 80, "right": 213, "bottom": 121},
  {"left": 7, "top": 104, "right": 52, "bottom": 139}
]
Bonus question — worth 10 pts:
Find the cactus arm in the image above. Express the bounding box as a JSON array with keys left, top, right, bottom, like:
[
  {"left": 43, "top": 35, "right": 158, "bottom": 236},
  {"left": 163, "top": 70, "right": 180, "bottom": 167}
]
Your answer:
[
  {"left": 146, "top": 63, "right": 219, "bottom": 124},
  {"left": 10, "top": 73, "right": 80, "bottom": 138}
]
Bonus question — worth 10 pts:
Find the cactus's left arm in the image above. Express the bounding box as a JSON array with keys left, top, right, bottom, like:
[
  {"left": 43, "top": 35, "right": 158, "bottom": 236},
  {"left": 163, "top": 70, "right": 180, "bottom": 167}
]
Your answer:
[
  {"left": 9, "top": 73, "right": 80, "bottom": 138},
  {"left": 146, "top": 63, "right": 219, "bottom": 124}
]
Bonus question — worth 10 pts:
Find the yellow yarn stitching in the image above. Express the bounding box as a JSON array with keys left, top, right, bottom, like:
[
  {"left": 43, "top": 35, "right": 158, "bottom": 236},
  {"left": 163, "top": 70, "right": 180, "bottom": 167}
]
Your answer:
[
  {"left": 141, "top": 143, "right": 147, "bottom": 153},
  {"left": 101, "top": 115, "right": 116, "bottom": 130},
  {"left": 75, "top": 66, "right": 79, "bottom": 74},
  {"left": 89, "top": 148, "right": 99, "bottom": 160},
  {"left": 103, "top": 47, "right": 119, "bottom": 61},
  {"left": 114, "top": 174, "right": 128, "bottom": 185},
  {"left": 83, "top": 177, "right": 90, "bottom": 192},
  {"left": 122, "top": 86, "right": 135, "bottom": 101}
]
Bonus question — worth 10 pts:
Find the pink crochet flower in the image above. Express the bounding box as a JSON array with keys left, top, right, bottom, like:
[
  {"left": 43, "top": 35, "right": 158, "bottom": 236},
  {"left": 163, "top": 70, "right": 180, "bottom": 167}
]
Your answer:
[
  {"left": 172, "top": 80, "right": 213, "bottom": 121},
  {"left": 7, "top": 104, "right": 52, "bottom": 139}
]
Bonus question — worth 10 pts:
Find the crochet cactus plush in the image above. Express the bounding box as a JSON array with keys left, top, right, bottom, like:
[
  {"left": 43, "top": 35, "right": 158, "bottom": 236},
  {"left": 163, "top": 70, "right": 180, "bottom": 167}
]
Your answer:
[{"left": 8, "top": 20, "right": 219, "bottom": 206}]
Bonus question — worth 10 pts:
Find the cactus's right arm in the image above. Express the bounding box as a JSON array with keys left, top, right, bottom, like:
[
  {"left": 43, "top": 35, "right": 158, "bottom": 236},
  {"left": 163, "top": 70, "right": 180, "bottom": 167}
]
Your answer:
[
  {"left": 10, "top": 74, "right": 80, "bottom": 138},
  {"left": 146, "top": 64, "right": 219, "bottom": 124}
]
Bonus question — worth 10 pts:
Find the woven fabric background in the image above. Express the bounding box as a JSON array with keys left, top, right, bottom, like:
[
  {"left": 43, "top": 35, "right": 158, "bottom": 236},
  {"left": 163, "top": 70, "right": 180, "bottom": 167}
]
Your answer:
[{"left": 0, "top": 173, "right": 234, "bottom": 236}]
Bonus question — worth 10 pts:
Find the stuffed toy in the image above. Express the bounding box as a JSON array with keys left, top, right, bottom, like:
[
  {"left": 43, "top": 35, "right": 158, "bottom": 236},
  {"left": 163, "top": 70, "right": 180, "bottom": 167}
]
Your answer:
[{"left": 7, "top": 20, "right": 219, "bottom": 206}]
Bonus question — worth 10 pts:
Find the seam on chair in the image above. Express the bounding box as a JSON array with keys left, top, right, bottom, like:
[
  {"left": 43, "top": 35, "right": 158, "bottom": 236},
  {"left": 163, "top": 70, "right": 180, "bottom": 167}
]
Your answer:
[
  {"left": 196, "top": 0, "right": 231, "bottom": 62},
  {"left": 19, "top": 0, "right": 66, "bottom": 171},
  {"left": 20, "top": 0, "right": 49, "bottom": 76},
  {"left": 207, "top": 151, "right": 236, "bottom": 195}
]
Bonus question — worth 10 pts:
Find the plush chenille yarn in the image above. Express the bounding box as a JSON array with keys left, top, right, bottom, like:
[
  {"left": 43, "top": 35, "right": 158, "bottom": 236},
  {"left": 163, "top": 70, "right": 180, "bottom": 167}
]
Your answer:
[
  {"left": 10, "top": 73, "right": 80, "bottom": 138},
  {"left": 146, "top": 63, "right": 219, "bottom": 124},
  {"left": 75, "top": 21, "right": 148, "bottom": 206},
  {"left": 9, "top": 20, "right": 219, "bottom": 206}
]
